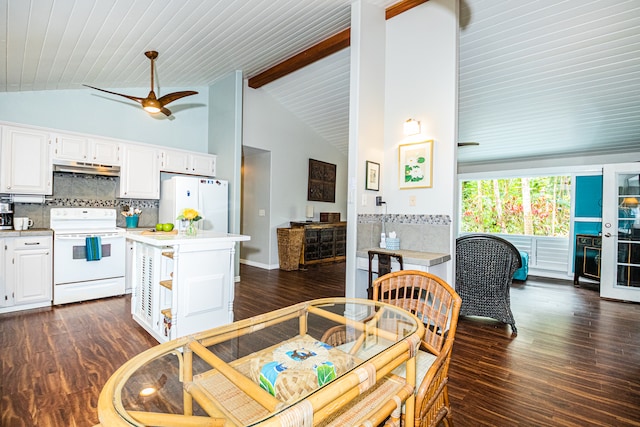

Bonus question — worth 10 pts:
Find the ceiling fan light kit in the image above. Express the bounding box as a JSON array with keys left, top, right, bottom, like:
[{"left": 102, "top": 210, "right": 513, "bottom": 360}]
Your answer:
[{"left": 84, "top": 51, "right": 198, "bottom": 117}]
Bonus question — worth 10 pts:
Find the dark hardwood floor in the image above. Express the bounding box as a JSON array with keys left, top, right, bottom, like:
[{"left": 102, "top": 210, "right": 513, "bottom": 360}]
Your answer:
[{"left": 1, "top": 263, "right": 639, "bottom": 426}]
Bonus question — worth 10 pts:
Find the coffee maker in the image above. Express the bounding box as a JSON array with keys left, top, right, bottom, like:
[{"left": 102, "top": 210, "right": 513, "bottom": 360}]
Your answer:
[{"left": 0, "top": 202, "right": 14, "bottom": 230}]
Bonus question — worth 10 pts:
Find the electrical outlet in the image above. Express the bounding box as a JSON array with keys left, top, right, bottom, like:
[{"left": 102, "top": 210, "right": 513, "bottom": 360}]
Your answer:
[
  {"left": 409, "top": 196, "right": 416, "bottom": 206},
  {"left": 258, "top": 209, "right": 265, "bottom": 216}
]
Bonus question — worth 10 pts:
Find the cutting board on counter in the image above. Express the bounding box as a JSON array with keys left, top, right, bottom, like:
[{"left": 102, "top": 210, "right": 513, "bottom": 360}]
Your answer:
[{"left": 140, "top": 229, "right": 178, "bottom": 235}]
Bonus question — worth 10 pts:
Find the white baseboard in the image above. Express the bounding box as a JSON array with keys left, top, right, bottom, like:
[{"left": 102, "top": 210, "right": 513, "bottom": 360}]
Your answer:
[
  {"left": 527, "top": 267, "right": 573, "bottom": 281},
  {"left": 240, "top": 259, "right": 279, "bottom": 270}
]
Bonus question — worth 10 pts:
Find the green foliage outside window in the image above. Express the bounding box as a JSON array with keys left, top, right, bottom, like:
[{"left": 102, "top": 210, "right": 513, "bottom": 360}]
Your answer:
[{"left": 460, "top": 176, "right": 571, "bottom": 236}]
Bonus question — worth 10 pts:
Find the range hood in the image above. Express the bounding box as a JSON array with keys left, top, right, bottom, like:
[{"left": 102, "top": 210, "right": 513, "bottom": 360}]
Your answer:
[{"left": 53, "top": 160, "right": 120, "bottom": 176}]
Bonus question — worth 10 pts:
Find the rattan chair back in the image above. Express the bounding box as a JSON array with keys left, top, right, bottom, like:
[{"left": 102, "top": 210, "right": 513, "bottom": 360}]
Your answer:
[
  {"left": 371, "top": 270, "right": 462, "bottom": 427},
  {"left": 372, "top": 270, "right": 460, "bottom": 354}
]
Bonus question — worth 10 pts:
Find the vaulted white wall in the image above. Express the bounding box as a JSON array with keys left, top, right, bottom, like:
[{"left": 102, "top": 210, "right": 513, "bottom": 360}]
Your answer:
[{"left": 242, "top": 82, "right": 348, "bottom": 268}]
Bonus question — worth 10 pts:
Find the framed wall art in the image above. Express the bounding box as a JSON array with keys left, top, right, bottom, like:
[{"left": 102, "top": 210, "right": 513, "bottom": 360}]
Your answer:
[
  {"left": 365, "top": 161, "right": 380, "bottom": 191},
  {"left": 398, "top": 140, "right": 433, "bottom": 189},
  {"left": 307, "top": 158, "right": 336, "bottom": 202}
]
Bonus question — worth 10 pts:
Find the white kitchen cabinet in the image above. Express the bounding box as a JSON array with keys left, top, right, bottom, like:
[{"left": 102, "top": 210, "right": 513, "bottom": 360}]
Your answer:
[
  {"left": 119, "top": 144, "right": 160, "bottom": 199},
  {"left": 0, "top": 125, "right": 52, "bottom": 195},
  {"left": 0, "top": 238, "right": 6, "bottom": 308},
  {"left": 1, "top": 235, "right": 53, "bottom": 314},
  {"left": 160, "top": 148, "right": 216, "bottom": 176},
  {"left": 53, "top": 133, "right": 121, "bottom": 166}
]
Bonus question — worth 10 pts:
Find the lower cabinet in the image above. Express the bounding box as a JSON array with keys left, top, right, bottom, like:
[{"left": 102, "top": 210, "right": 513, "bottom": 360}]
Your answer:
[
  {"left": 130, "top": 239, "right": 235, "bottom": 343},
  {"left": 290, "top": 222, "right": 347, "bottom": 265},
  {"left": 1, "top": 235, "right": 53, "bottom": 313}
]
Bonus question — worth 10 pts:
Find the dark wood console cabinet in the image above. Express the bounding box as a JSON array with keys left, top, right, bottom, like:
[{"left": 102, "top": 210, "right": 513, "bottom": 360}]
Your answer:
[
  {"left": 290, "top": 221, "right": 347, "bottom": 265},
  {"left": 574, "top": 234, "right": 601, "bottom": 286}
]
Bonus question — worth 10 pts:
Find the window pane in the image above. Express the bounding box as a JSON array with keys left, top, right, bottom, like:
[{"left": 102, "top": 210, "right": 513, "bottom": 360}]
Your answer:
[{"left": 460, "top": 176, "right": 571, "bottom": 237}]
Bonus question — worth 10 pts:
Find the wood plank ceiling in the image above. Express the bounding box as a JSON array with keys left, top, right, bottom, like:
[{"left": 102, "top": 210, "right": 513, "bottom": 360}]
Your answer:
[{"left": 1, "top": 0, "right": 639, "bottom": 164}]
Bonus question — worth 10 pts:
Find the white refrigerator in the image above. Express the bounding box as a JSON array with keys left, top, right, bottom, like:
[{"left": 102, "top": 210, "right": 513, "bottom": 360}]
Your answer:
[{"left": 159, "top": 176, "right": 229, "bottom": 233}]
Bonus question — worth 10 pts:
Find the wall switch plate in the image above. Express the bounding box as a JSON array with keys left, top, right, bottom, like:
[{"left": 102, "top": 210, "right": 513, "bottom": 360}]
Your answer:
[
  {"left": 409, "top": 196, "right": 416, "bottom": 206},
  {"left": 362, "top": 194, "right": 367, "bottom": 206},
  {"left": 258, "top": 209, "right": 265, "bottom": 216}
]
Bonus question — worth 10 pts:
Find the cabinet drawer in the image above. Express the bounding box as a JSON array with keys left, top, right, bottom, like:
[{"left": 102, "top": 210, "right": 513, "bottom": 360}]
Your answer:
[{"left": 14, "top": 236, "right": 52, "bottom": 249}]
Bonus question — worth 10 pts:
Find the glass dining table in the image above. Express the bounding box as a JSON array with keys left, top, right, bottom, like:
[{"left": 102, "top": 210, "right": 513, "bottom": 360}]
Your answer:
[{"left": 97, "top": 298, "right": 425, "bottom": 427}]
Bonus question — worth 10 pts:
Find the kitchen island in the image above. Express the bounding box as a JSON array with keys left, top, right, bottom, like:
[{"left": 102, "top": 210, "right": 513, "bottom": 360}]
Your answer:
[{"left": 126, "top": 229, "right": 250, "bottom": 343}]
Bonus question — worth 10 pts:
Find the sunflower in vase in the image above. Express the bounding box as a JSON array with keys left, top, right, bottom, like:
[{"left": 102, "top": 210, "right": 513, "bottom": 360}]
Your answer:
[{"left": 177, "top": 208, "right": 202, "bottom": 236}]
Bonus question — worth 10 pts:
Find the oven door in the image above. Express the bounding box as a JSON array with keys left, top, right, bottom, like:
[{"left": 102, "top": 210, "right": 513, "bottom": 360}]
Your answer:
[{"left": 53, "top": 232, "right": 125, "bottom": 285}]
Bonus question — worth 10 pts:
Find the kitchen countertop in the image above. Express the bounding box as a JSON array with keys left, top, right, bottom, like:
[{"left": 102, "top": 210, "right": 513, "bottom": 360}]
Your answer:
[
  {"left": 0, "top": 228, "right": 53, "bottom": 237},
  {"left": 356, "top": 248, "right": 450, "bottom": 267},
  {"left": 124, "top": 228, "right": 250, "bottom": 246}
]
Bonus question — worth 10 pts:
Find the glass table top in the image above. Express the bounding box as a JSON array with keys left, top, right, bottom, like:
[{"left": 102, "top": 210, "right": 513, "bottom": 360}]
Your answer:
[{"left": 98, "top": 298, "right": 423, "bottom": 426}]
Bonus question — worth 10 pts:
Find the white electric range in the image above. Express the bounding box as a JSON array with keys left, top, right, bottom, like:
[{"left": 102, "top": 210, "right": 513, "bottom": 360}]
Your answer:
[{"left": 50, "top": 208, "right": 126, "bottom": 305}]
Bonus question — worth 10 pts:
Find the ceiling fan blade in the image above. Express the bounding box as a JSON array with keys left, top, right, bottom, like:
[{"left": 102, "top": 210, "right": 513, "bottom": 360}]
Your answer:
[
  {"left": 83, "top": 84, "right": 144, "bottom": 104},
  {"left": 160, "top": 107, "right": 172, "bottom": 116},
  {"left": 158, "top": 91, "right": 199, "bottom": 106},
  {"left": 458, "top": 142, "right": 480, "bottom": 147}
]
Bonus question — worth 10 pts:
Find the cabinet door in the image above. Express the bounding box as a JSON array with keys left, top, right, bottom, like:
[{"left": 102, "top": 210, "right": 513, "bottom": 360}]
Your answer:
[
  {"left": 335, "top": 226, "right": 346, "bottom": 257},
  {"left": 160, "top": 149, "right": 190, "bottom": 173},
  {"left": 91, "top": 139, "right": 121, "bottom": 165},
  {"left": 13, "top": 245, "right": 52, "bottom": 305},
  {"left": 190, "top": 154, "right": 216, "bottom": 176},
  {"left": 0, "top": 239, "right": 8, "bottom": 307},
  {"left": 120, "top": 144, "right": 160, "bottom": 199},
  {"left": 0, "top": 126, "right": 52, "bottom": 194},
  {"left": 53, "top": 133, "right": 89, "bottom": 161}
]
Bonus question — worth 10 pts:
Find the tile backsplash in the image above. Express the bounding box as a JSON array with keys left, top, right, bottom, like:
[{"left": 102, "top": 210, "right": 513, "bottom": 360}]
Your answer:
[
  {"left": 12, "top": 172, "right": 159, "bottom": 229},
  {"left": 357, "top": 213, "right": 451, "bottom": 254}
]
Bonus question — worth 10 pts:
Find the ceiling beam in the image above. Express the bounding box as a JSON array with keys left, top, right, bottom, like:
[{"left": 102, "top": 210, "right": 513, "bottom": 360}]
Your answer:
[
  {"left": 247, "top": 0, "right": 429, "bottom": 89},
  {"left": 386, "top": 0, "right": 429, "bottom": 20},
  {"left": 248, "top": 29, "right": 350, "bottom": 89}
]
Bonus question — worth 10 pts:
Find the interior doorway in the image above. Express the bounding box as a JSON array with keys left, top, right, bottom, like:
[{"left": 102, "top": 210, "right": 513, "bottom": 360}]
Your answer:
[{"left": 241, "top": 146, "right": 273, "bottom": 269}]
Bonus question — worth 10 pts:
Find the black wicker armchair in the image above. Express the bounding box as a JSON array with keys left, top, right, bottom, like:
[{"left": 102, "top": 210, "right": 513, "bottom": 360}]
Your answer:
[{"left": 455, "top": 234, "right": 522, "bottom": 334}]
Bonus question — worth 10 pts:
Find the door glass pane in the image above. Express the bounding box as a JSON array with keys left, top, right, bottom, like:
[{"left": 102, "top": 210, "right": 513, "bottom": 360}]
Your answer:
[{"left": 616, "top": 173, "right": 640, "bottom": 288}]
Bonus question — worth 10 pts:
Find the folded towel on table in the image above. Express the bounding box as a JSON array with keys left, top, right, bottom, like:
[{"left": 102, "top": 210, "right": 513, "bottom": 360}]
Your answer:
[{"left": 86, "top": 236, "right": 102, "bottom": 261}]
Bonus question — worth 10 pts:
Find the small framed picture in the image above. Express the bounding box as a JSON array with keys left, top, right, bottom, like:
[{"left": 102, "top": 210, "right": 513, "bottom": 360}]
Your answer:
[
  {"left": 365, "top": 161, "right": 380, "bottom": 191},
  {"left": 399, "top": 140, "right": 433, "bottom": 189}
]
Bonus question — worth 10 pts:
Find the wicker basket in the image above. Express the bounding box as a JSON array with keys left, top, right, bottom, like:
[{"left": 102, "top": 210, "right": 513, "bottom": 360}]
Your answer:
[{"left": 277, "top": 227, "right": 305, "bottom": 271}]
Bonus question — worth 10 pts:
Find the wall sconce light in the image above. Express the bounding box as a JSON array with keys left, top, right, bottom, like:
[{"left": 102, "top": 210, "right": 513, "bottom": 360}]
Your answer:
[{"left": 403, "top": 118, "right": 421, "bottom": 136}]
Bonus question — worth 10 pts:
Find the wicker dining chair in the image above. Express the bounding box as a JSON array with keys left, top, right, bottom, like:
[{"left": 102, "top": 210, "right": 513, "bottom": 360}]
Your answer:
[
  {"left": 370, "top": 270, "right": 462, "bottom": 427},
  {"left": 455, "top": 234, "right": 522, "bottom": 334}
]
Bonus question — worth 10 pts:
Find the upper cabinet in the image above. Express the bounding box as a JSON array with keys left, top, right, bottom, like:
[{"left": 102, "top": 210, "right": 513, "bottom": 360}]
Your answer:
[
  {"left": 53, "top": 133, "right": 121, "bottom": 166},
  {"left": 0, "top": 126, "right": 52, "bottom": 195},
  {"left": 160, "top": 149, "right": 216, "bottom": 177},
  {"left": 119, "top": 144, "right": 160, "bottom": 199},
  {"left": 0, "top": 122, "right": 218, "bottom": 199}
]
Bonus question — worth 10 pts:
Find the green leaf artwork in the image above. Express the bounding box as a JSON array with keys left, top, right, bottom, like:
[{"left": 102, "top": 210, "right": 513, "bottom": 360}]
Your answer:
[
  {"left": 259, "top": 374, "right": 277, "bottom": 396},
  {"left": 315, "top": 363, "right": 337, "bottom": 386}
]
